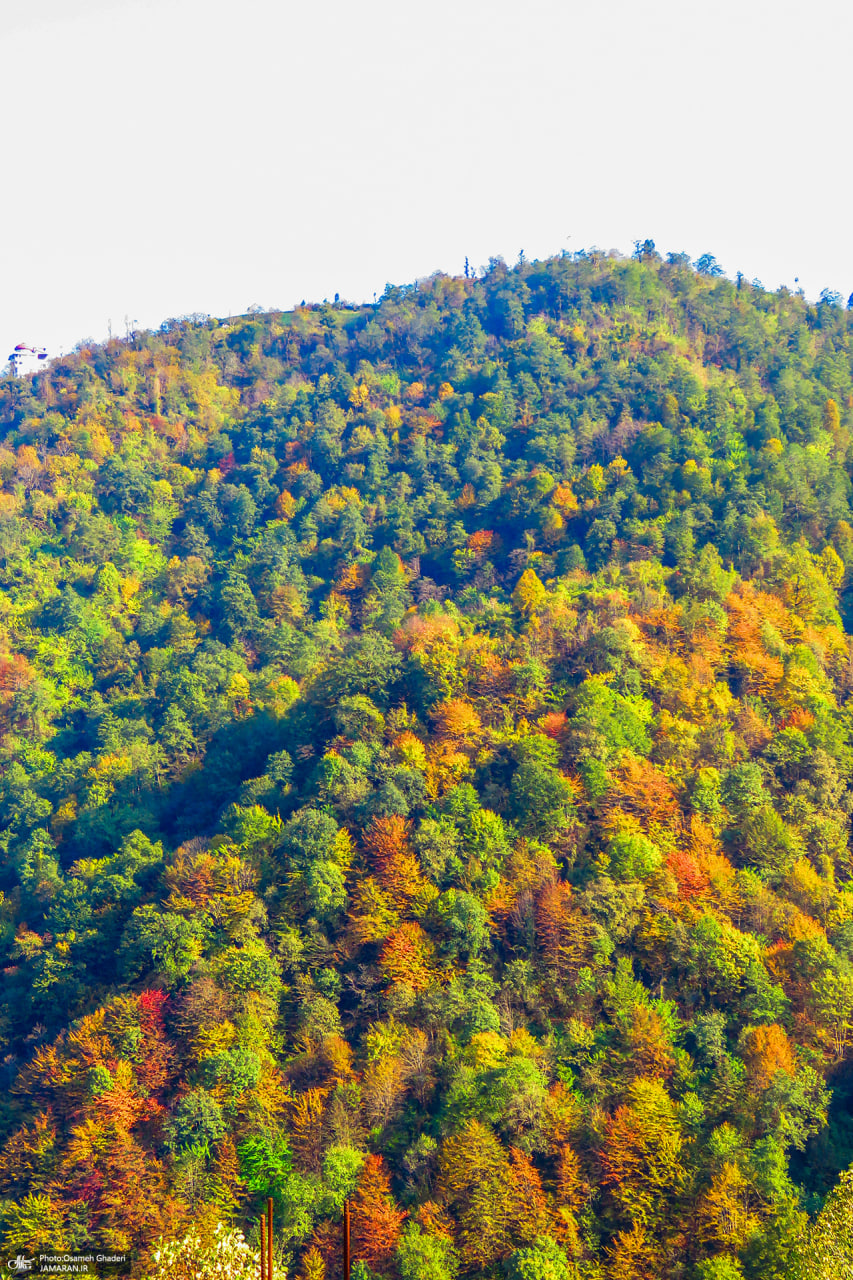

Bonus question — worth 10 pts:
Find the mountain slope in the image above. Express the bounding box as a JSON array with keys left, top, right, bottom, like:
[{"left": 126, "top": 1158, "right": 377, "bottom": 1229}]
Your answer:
[{"left": 1, "top": 250, "right": 852, "bottom": 1278}]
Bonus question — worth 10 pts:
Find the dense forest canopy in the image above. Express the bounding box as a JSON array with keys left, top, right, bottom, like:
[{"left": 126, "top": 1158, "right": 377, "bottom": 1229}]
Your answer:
[{"left": 1, "top": 247, "right": 853, "bottom": 1279}]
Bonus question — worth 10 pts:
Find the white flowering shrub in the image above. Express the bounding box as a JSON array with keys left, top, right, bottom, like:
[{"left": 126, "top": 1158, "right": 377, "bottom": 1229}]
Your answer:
[{"left": 144, "top": 1222, "right": 285, "bottom": 1280}]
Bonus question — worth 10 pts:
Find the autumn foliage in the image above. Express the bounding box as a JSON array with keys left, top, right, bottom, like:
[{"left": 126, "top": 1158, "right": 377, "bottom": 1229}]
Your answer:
[{"left": 1, "top": 252, "right": 853, "bottom": 1278}]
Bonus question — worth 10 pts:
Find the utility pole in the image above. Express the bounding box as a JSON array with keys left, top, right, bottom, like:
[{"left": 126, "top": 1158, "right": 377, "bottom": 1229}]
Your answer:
[
  {"left": 260, "top": 1199, "right": 273, "bottom": 1280},
  {"left": 343, "top": 1199, "right": 351, "bottom": 1280},
  {"left": 268, "top": 1198, "right": 273, "bottom": 1280}
]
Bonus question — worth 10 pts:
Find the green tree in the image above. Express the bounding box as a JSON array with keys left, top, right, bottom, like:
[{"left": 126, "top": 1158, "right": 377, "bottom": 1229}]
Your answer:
[
  {"left": 504, "top": 1236, "right": 575, "bottom": 1280},
  {"left": 396, "top": 1223, "right": 460, "bottom": 1280},
  {"left": 120, "top": 905, "right": 206, "bottom": 982}
]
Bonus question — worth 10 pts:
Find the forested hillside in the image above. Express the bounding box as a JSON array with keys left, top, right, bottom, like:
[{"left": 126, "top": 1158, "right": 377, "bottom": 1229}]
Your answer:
[{"left": 1, "top": 248, "right": 853, "bottom": 1280}]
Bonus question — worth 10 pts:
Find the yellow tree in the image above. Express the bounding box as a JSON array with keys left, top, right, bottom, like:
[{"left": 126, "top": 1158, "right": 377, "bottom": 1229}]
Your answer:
[
  {"left": 513, "top": 569, "right": 547, "bottom": 618},
  {"left": 600, "top": 1079, "right": 687, "bottom": 1228}
]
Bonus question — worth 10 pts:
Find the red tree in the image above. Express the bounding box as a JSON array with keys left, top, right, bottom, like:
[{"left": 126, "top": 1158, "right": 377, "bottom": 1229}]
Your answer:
[{"left": 351, "top": 1154, "right": 407, "bottom": 1272}]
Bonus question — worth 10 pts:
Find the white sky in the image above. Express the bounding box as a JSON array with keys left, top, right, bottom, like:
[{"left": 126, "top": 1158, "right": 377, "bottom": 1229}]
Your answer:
[{"left": 1, "top": 0, "right": 851, "bottom": 362}]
